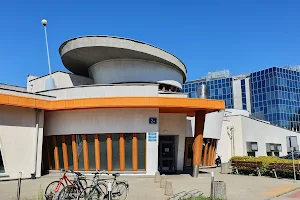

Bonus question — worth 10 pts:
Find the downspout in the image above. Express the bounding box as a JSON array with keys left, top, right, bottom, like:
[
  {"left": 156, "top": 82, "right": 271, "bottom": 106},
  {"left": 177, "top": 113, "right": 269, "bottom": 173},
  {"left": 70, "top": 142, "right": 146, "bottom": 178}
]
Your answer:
[{"left": 32, "top": 109, "right": 41, "bottom": 179}]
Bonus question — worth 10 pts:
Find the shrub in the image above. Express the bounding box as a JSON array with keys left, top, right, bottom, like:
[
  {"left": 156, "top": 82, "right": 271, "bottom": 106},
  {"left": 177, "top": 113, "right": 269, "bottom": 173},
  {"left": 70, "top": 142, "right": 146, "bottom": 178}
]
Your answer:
[{"left": 230, "top": 156, "right": 300, "bottom": 178}]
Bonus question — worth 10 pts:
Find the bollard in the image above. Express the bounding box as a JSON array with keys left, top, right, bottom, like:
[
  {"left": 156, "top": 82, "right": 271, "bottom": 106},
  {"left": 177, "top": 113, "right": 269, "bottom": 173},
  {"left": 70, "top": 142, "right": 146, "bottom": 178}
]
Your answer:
[
  {"left": 221, "top": 163, "right": 231, "bottom": 174},
  {"left": 210, "top": 171, "right": 215, "bottom": 200},
  {"left": 164, "top": 181, "right": 173, "bottom": 196},
  {"left": 192, "top": 165, "right": 199, "bottom": 177},
  {"left": 107, "top": 182, "right": 112, "bottom": 200},
  {"left": 160, "top": 175, "right": 167, "bottom": 188},
  {"left": 17, "top": 172, "right": 22, "bottom": 200},
  {"left": 214, "top": 181, "right": 227, "bottom": 199},
  {"left": 154, "top": 171, "right": 161, "bottom": 183}
]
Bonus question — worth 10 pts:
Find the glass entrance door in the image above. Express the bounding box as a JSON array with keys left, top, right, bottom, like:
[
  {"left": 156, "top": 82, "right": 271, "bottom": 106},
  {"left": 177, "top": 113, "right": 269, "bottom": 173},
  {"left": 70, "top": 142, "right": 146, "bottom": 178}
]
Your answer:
[{"left": 158, "top": 136, "right": 175, "bottom": 172}]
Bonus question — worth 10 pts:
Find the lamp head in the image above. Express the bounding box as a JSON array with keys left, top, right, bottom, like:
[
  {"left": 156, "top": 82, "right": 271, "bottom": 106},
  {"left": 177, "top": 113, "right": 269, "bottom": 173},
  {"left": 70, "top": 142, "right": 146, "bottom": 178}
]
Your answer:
[{"left": 41, "top": 19, "right": 47, "bottom": 26}]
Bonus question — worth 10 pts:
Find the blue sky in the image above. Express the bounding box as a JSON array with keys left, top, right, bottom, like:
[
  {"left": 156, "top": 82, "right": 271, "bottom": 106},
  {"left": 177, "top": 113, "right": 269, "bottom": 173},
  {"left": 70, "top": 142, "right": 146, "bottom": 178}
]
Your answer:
[{"left": 1, "top": 0, "right": 300, "bottom": 86}]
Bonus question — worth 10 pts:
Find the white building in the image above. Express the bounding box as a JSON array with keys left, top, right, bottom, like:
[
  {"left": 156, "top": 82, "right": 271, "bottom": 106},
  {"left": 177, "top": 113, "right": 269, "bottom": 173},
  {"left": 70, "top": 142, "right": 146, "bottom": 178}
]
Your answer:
[
  {"left": 0, "top": 36, "right": 224, "bottom": 180},
  {"left": 218, "top": 109, "right": 300, "bottom": 162}
]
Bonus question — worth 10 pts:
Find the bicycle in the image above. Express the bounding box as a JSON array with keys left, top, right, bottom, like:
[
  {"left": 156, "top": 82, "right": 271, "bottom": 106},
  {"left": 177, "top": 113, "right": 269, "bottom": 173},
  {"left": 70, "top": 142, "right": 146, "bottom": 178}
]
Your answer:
[
  {"left": 57, "top": 170, "right": 90, "bottom": 200},
  {"left": 78, "top": 172, "right": 129, "bottom": 200},
  {"left": 44, "top": 170, "right": 87, "bottom": 200}
]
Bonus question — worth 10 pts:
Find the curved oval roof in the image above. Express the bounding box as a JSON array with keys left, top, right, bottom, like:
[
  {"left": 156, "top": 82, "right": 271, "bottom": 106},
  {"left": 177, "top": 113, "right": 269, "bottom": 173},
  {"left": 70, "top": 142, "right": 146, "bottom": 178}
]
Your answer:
[{"left": 59, "top": 36, "right": 187, "bottom": 81}]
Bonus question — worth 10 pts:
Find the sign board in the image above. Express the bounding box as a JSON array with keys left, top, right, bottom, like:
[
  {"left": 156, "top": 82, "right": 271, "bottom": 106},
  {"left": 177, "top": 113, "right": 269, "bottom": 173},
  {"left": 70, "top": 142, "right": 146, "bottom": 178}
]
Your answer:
[
  {"left": 148, "top": 132, "right": 157, "bottom": 142},
  {"left": 149, "top": 117, "right": 157, "bottom": 124}
]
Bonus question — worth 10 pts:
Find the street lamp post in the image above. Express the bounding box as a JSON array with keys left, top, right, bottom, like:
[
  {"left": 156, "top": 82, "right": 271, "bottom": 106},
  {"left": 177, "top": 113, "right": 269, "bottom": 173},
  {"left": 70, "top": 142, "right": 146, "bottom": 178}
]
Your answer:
[{"left": 41, "top": 19, "right": 55, "bottom": 90}]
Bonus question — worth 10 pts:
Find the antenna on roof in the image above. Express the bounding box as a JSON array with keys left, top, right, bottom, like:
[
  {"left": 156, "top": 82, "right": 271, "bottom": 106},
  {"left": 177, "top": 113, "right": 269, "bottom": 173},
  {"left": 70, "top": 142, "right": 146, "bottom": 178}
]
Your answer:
[{"left": 41, "top": 19, "right": 56, "bottom": 90}]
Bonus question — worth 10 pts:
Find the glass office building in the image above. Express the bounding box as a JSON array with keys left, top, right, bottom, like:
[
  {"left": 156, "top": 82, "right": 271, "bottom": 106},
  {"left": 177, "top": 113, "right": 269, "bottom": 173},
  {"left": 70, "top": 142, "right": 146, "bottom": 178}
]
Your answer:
[
  {"left": 183, "top": 77, "right": 234, "bottom": 109},
  {"left": 250, "top": 67, "right": 300, "bottom": 129},
  {"left": 183, "top": 66, "right": 300, "bottom": 131}
]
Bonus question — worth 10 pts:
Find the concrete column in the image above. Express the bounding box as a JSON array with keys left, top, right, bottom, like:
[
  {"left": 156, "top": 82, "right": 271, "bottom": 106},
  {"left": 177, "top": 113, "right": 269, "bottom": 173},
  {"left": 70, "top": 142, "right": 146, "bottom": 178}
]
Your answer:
[{"left": 193, "top": 111, "right": 206, "bottom": 170}]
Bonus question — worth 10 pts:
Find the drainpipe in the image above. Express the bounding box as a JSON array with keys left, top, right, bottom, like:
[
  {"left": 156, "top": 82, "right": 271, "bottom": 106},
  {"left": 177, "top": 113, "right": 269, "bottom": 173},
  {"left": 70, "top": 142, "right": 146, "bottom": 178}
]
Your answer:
[{"left": 31, "top": 109, "right": 41, "bottom": 179}]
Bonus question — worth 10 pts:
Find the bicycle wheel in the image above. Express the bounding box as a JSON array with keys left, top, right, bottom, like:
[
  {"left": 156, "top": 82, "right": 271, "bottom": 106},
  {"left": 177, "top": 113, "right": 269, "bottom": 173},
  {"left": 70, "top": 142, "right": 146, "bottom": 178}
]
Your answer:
[
  {"left": 58, "top": 185, "right": 79, "bottom": 200},
  {"left": 44, "top": 180, "right": 65, "bottom": 200},
  {"left": 111, "top": 181, "right": 129, "bottom": 200},
  {"left": 97, "top": 181, "right": 108, "bottom": 200},
  {"left": 77, "top": 186, "right": 101, "bottom": 200}
]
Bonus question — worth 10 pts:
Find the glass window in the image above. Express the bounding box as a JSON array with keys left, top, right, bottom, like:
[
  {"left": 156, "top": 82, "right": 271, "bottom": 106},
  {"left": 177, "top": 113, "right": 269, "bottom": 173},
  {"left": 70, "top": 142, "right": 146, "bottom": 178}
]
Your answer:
[
  {"left": 56, "top": 136, "right": 64, "bottom": 170},
  {"left": 76, "top": 135, "right": 84, "bottom": 170},
  {"left": 99, "top": 134, "right": 107, "bottom": 170},
  {"left": 124, "top": 134, "right": 133, "bottom": 170},
  {"left": 112, "top": 134, "right": 120, "bottom": 170},
  {"left": 65, "top": 135, "right": 74, "bottom": 170},
  {"left": 87, "top": 134, "right": 95, "bottom": 170},
  {"left": 137, "top": 133, "right": 146, "bottom": 170},
  {"left": 47, "top": 136, "right": 55, "bottom": 169}
]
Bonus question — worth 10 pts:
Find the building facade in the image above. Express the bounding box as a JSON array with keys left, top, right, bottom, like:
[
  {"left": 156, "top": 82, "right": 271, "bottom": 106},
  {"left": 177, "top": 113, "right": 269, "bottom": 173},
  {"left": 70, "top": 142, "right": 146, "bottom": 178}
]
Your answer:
[
  {"left": 183, "top": 66, "right": 300, "bottom": 131},
  {"left": 0, "top": 36, "right": 224, "bottom": 180},
  {"left": 217, "top": 109, "right": 300, "bottom": 163}
]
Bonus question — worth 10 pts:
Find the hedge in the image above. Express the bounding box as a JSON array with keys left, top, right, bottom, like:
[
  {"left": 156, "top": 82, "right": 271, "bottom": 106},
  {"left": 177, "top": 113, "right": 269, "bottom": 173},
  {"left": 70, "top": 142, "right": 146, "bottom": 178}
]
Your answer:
[{"left": 230, "top": 156, "right": 300, "bottom": 178}]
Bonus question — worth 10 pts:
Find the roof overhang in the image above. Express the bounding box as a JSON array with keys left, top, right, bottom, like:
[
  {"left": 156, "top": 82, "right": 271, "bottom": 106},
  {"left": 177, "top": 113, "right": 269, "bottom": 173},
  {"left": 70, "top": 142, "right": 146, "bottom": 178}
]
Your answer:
[
  {"left": 59, "top": 36, "right": 187, "bottom": 81},
  {"left": 0, "top": 93, "right": 225, "bottom": 116}
]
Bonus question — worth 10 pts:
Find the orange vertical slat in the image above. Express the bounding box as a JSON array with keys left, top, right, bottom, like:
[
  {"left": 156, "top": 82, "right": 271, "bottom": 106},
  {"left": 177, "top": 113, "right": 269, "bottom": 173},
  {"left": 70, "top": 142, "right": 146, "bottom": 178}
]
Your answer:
[
  {"left": 61, "top": 136, "right": 68, "bottom": 170},
  {"left": 95, "top": 134, "right": 100, "bottom": 170},
  {"left": 72, "top": 135, "right": 78, "bottom": 171},
  {"left": 212, "top": 140, "right": 217, "bottom": 165},
  {"left": 193, "top": 111, "right": 206, "bottom": 167},
  {"left": 207, "top": 139, "right": 214, "bottom": 166},
  {"left": 120, "top": 133, "right": 125, "bottom": 171},
  {"left": 107, "top": 134, "right": 113, "bottom": 171},
  {"left": 82, "top": 134, "right": 89, "bottom": 171},
  {"left": 203, "top": 141, "right": 209, "bottom": 166},
  {"left": 132, "top": 133, "right": 138, "bottom": 171},
  {"left": 53, "top": 136, "right": 60, "bottom": 170}
]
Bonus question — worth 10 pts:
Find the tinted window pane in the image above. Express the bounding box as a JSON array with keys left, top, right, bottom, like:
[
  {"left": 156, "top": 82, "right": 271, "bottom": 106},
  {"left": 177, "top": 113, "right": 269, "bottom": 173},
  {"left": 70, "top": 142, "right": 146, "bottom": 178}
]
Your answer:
[
  {"left": 76, "top": 135, "right": 84, "bottom": 170},
  {"left": 99, "top": 134, "right": 107, "bottom": 170},
  {"left": 47, "top": 136, "right": 55, "bottom": 169},
  {"left": 124, "top": 134, "right": 133, "bottom": 170},
  {"left": 87, "top": 134, "right": 95, "bottom": 170},
  {"left": 56, "top": 136, "right": 64, "bottom": 170},
  {"left": 137, "top": 133, "right": 146, "bottom": 170},
  {"left": 112, "top": 134, "right": 120, "bottom": 170},
  {"left": 65, "top": 135, "right": 74, "bottom": 170}
]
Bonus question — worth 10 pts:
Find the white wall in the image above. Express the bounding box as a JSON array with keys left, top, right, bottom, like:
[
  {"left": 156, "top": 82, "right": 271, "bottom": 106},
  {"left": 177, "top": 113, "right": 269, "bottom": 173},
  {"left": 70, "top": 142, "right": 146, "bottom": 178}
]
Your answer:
[
  {"left": 45, "top": 108, "right": 159, "bottom": 135},
  {"left": 27, "top": 72, "right": 94, "bottom": 93},
  {"left": 146, "top": 132, "right": 159, "bottom": 175},
  {"left": 0, "top": 105, "right": 44, "bottom": 180},
  {"left": 186, "top": 111, "right": 224, "bottom": 139},
  {"left": 159, "top": 113, "right": 186, "bottom": 171},
  {"left": 245, "top": 77, "right": 252, "bottom": 113},
  {"left": 232, "top": 79, "right": 242, "bottom": 109},
  {"left": 89, "top": 59, "right": 184, "bottom": 89},
  {"left": 217, "top": 114, "right": 300, "bottom": 162},
  {"left": 38, "top": 85, "right": 159, "bottom": 99},
  {"left": 241, "top": 117, "right": 300, "bottom": 157},
  {"left": 217, "top": 116, "right": 244, "bottom": 162}
]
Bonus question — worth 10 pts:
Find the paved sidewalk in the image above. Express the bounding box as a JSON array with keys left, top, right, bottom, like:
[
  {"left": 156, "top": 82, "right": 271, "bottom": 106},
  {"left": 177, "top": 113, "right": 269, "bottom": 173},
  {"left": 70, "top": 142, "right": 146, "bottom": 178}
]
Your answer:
[
  {"left": 0, "top": 168, "right": 299, "bottom": 200},
  {"left": 272, "top": 188, "right": 300, "bottom": 200}
]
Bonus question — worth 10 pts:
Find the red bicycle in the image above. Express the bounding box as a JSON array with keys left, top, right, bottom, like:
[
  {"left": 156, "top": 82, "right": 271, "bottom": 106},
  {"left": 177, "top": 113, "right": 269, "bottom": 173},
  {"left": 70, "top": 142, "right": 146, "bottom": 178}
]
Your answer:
[{"left": 44, "top": 170, "right": 87, "bottom": 200}]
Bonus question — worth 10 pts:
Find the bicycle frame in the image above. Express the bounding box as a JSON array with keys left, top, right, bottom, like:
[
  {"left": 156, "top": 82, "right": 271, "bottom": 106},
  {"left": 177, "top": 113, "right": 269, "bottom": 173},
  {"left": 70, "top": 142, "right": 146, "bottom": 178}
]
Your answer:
[{"left": 55, "top": 172, "right": 73, "bottom": 192}]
